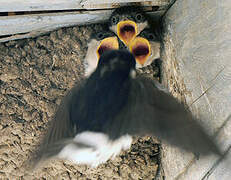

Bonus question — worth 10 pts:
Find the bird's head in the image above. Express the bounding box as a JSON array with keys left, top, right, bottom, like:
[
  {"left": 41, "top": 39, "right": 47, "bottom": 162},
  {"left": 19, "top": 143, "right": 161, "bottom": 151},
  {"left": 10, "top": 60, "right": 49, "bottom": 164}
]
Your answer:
[
  {"left": 89, "top": 31, "right": 119, "bottom": 60},
  {"left": 109, "top": 6, "right": 148, "bottom": 46},
  {"left": 129, "top": 37, "right": 151, "bottom": 66},
  {"left": 129, "top": 28, "right": 161, "bottom": 68},
  {"left": 95, "top": 50, "right": 136, "bottom": 80}
]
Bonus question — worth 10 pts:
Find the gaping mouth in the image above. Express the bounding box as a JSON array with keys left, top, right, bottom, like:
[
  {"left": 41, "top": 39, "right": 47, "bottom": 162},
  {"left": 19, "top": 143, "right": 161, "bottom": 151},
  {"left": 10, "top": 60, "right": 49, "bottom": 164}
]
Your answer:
[
  {"left": 129, "top": 37, "right": 151, "bottom": 65},
  {"left": 117, "top": 20, "right": 138, "bottom": 46},
  {"left": 97, "top": 37, "right": 119, "bottom": 59}
]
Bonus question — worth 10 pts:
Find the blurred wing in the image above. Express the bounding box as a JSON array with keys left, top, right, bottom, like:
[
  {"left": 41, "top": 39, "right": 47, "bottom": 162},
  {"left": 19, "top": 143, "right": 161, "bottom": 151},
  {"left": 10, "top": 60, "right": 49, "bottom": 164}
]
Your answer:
[
  {"left": 106, "top": 76, "right": 221, "bottom": 156},
  {"left": 43, "top": 85, "right": 80, "bottom": 145},
  {"left": 28, "top": 83, "right": 84, "bottom": 168}
]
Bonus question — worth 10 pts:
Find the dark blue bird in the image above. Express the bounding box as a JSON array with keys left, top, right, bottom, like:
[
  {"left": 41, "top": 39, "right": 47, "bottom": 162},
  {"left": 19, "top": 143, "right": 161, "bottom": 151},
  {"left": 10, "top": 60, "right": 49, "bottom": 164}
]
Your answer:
[{"left": 29, "top": 50, "right": 221, "bottom": 168}]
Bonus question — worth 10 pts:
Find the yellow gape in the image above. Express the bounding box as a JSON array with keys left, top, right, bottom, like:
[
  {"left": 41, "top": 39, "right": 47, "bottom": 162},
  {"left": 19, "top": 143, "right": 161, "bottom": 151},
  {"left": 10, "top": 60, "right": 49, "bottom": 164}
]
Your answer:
[
  {"left": 96, "top": 37, "right": 119, "bottom": 59},
  {"left": 117, "top": 20, "right": 138, "bottom": 46},
  {"left": 129, "top": 37, "right": 151, "bottom": 65}
]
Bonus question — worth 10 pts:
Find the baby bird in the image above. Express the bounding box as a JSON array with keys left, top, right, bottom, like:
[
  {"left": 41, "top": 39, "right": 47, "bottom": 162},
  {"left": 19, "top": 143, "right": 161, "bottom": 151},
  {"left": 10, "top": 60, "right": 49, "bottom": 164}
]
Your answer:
[
  {"left": 129, "top": 28, "right": 161, "bottom": 68},
  {"left": 109, "top": 6, "right": 149, "bottom": 46},
  {"left": 84, "top": 30, "right": 119, "bottom": 77}
]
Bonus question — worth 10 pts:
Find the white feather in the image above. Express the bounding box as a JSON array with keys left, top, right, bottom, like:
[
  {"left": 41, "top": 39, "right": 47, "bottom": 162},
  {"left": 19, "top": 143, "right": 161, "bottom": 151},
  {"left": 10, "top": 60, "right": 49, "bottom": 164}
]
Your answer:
[
  {"left": 84, "top": 39, "right": 100, "bottom": 77},
  {"left": 58, "top": 131, "right": 132, "bottom": 167}
]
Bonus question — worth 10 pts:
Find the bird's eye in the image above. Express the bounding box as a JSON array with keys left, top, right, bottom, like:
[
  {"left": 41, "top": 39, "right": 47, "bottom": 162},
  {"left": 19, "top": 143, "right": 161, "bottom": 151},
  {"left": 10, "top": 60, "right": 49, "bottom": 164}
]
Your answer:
[
  {"left": 135, "top": 13, "right": 144, "bottom": 23},
  {"left": 111, "top": 15, "right": 119, "bottom": 25},
  {"left": 148, "top": 33, "right": 155, "bottom": 40},
  {"left": 96, "top": 32, "right": 104, "bottom": 40}
]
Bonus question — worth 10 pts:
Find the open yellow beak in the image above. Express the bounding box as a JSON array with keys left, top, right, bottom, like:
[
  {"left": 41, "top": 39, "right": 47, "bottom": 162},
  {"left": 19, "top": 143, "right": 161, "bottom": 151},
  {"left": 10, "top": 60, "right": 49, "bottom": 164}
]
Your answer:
[
  {"left": 96, "top": 37, "right": 119, "bottom": 59},
  {"left": 129, "top": 37, "right": 151, "bottom": 65},
  {"left": 117, "top": 20, "right": 138, "bottom": 46}
]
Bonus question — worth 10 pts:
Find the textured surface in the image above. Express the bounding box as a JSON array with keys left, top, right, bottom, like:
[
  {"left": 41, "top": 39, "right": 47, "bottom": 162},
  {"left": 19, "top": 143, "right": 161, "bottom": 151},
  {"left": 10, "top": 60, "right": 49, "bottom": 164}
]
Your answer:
[
  {"left": 0, "top": 24, "right": 160, "bottom": 179},
  {"left": 161, "top": 0, "right": 231, "bottom": 179},
  {"left": 0, "top": 11, "right": 113, "bottom": 36},
  {"left": 0, "top": 0, "right": 172, "bottom": 11}
]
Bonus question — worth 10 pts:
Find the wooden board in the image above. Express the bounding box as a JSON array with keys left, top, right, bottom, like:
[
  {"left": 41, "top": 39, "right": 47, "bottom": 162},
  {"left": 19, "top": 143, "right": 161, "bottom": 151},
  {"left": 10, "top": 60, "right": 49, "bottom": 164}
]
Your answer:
[
  {"left": 0, "top": 11, "right": 112, "bottom": 42},
  {"left": 0, "top": 0, "right": 173, "bottom": 42},
  {"left": 0, "top": 10, "right": 164, "bottom": 42},
  {"left": 0, "top": 0, "right": 172, "bottom": 12},
  {"left": 0, "top": 11, "right": 112, "bottom": 36}
]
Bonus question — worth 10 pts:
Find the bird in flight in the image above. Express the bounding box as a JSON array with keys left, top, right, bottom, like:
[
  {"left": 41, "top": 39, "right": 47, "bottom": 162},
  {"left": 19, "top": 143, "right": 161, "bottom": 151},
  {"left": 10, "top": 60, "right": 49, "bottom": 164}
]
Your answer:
[{"left": 29, "top": 50, "right": 221, "bottom": 169}]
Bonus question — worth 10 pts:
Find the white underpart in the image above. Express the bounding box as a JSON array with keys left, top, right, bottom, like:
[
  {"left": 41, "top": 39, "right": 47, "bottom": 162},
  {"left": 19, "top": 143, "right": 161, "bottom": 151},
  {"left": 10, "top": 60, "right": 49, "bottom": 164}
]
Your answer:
[
  {"left": 130, "top": 69, "right": 136, "bottom": 79},
  {"left": 137, "top": 21, "right": 149, "bottom": 35},
  {"left": 136, "top": 41, "right": 161, "bottom": 69},
  {"left": 84, "top": 39, "right": 100, "bottom": 77},
  {"left": 58, "top": 131, "right": 132, "bottom": 167}
]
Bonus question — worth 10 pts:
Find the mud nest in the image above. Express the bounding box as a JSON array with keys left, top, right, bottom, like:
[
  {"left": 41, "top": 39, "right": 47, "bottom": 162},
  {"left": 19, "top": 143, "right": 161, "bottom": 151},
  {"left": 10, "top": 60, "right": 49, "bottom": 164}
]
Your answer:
[{"left": 0, "top": 24, "right": 160, "bottom": 179}]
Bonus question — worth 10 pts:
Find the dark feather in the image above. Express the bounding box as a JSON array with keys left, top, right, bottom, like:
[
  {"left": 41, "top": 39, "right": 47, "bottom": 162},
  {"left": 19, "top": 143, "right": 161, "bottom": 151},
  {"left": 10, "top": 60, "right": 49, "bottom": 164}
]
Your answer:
[
  {"left": 105, "top": 76, "right": 221, "bottom": 156},
  {"left": 28, "top": 84, "right": 81, "bottom": 167},
  {"left": 30, "top": 50, "right": 221, "bottom": 168}
]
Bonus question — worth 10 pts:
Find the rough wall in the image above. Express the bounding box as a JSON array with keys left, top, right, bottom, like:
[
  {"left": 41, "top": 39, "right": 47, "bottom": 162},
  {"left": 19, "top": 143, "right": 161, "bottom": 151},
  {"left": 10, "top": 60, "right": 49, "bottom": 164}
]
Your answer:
[{"left": 0, "top": 24, "right": 160, "bottom": 179}]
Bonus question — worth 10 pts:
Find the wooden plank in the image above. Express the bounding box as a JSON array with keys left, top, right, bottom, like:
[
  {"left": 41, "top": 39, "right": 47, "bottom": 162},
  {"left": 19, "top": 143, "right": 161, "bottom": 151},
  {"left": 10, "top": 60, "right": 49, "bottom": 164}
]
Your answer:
[
  {"left": 0, "top": 31, "right": 48, "bottom": 43},
  {"left": 0, "top": 11, "right": 112, "bottom": 37},
  {"left": 80, "top": 0, "right": 171, "bottom": 9},
  {"left": 0, "top": 10, "right": 164, "bottom": 42},
  {"left": 0, "top": 10, "right": 165, "bottom": 42},
  {"left": 0, "top": 0, "right": 172, "bottom": 12}
]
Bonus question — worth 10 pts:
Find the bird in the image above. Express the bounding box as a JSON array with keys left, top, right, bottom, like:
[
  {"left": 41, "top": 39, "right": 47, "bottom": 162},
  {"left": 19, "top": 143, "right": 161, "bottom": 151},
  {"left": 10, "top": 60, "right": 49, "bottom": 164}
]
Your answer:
[
  {"left": 129, "top": 28, "right": 161, "bottom": 69},
  {"left": 29, "top": 50, "right": 222, "bottom": 169},
  {"left": 109, "top": 6, "right": 149, "bottom": 46},
  {"left": 109, "top": 7, "right": 161, "bottom": 69},
  {"left": 84, "top": 30, "right": 120, "bottom": 77}
]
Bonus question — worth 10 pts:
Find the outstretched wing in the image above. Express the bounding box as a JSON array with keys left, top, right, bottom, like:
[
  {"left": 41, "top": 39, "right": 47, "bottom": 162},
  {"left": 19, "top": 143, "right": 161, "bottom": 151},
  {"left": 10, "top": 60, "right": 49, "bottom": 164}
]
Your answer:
[
  {"left": 27, "top": 83, "right": 83, "bottom": 168},
  {"left": 105, "top": 76, "right": 221, "bottom": 156}
]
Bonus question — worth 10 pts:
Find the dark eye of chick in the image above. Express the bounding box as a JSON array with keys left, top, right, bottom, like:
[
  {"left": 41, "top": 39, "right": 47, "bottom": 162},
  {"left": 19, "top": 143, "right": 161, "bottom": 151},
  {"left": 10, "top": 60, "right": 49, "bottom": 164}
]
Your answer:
[
  {"left": 96, "top": 33, "right": 104, "bottom": 40},
  {"left": 148, "top": 33, "right": 154, "bottom": 40},
  {"left": 135, "top": 13, "right": 143, "bottom": 22},
  {"left": 111, "top": 16, "right": 119, "bottom": 25}
]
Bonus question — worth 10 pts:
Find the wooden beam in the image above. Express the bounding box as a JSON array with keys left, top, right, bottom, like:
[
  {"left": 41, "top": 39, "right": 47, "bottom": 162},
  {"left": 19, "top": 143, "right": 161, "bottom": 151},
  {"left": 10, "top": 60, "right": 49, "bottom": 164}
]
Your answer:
[
  {"left": 0, "top": 0, "right": 171, "bottom": 42},
  {"left": 0, "top": 9, "right": 164, "bottom": 43},
  {"left": 0, "top": 11, "right": 112, "bottom": 37},
  {"left": 80, "top": 0, "right": 171, "bottom": 9},
  {"left": 0, "top": 0, "right": 172, "bottom": 12}
]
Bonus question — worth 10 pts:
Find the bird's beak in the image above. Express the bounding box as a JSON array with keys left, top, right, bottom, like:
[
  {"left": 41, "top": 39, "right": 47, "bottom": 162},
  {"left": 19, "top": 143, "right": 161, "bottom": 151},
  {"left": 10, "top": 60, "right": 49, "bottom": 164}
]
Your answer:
[
  {"left": 117, "top": 20, "right": 138, "bottom": 46},
  {"left": 97, "top": 37, "right": 119, "bottom": 59},
  {"left": 129, "top": 37, "right": 151, "bottom": 66}
]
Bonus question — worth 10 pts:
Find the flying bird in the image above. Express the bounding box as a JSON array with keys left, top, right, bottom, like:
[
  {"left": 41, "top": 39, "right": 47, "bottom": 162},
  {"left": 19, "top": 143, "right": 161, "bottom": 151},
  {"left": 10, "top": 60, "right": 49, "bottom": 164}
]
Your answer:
[
  {"left": 29, "top": 50, "right": 221, "bottom": 169},
  {"left": 109, "top": 6, "right": 149, "bottom": 46}
]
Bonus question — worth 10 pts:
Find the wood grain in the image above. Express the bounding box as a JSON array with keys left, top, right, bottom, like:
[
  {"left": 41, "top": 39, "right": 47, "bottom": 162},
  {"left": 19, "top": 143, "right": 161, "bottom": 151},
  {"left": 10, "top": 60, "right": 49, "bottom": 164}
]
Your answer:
[
  {"left": 0, "top": 0, "right": 172, "bottom": 12},
  {"left": 0, "top": 10, "right": 164, "bottom": 42}
]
